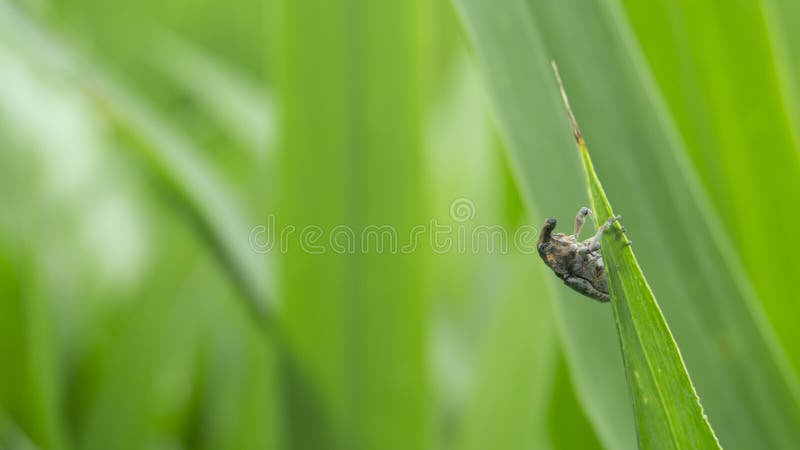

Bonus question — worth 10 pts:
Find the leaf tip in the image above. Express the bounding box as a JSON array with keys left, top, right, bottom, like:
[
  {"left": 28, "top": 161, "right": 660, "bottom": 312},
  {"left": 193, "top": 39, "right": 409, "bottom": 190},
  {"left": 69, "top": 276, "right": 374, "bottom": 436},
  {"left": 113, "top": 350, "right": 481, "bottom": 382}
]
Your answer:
[{"left": 551, "top": 61, "right": 586, "bottom": 150}]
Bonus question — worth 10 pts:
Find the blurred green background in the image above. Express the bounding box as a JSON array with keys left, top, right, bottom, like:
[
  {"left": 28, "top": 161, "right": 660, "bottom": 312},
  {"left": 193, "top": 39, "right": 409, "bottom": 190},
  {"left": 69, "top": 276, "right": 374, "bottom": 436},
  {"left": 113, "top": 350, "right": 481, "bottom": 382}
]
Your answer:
[{"left": 1, "top": 0, "right": 799, "bottom": 449}]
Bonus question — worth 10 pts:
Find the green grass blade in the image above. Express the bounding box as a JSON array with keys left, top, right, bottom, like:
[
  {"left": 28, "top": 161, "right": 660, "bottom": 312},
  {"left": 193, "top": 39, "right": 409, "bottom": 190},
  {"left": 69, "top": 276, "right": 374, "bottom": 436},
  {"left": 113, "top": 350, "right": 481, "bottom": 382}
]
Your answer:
[
  {"left": 81, "top": 264, "right": 222, "bottom": 450},
  {"left": 91, "top": 82, "right": 273, "bottom": 328},
  {"left": 0, "top": 249, "right": 65, "bottom": 450},
  {"left": 546, "top": 355, "right": 603, "bottom": 450},
  {"left": 457, "top": 254, "right": 557, "bottom": 450},
  {"left": 277, "top": 0, "right": 427, "bottom": 448},
  {"left": 155, "top": 35, "right": 275, "bottom": 157},
  {"left": 621, "top": 0, "right": 800, "bottom": 379},
  {"left": 0, "top": 1, "right": 273, "bottom": 331},
  {"left": 451, "top": 0, "right": 800, "bottom": 448},
  {"left": 554, "top": 64, "right": 719, "bottom": 449}
]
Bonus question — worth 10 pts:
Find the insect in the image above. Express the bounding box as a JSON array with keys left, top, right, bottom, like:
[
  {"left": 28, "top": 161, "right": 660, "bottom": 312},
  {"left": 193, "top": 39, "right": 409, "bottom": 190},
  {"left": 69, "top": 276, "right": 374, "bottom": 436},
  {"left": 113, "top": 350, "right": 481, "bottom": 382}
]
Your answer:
[{"left": 537, "top": 207, "right": 620, "bottom": 302}]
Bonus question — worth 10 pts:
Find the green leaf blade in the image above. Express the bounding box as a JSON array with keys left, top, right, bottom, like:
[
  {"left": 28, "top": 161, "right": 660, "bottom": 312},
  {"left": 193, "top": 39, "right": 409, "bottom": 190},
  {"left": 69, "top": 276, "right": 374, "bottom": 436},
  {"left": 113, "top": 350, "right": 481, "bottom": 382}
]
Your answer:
[
  {"left": 452, "top": 0, "right": 800, "bottom": 447},
  {"left": 562, "top": 68, "right": 720, "bottom": 449}
]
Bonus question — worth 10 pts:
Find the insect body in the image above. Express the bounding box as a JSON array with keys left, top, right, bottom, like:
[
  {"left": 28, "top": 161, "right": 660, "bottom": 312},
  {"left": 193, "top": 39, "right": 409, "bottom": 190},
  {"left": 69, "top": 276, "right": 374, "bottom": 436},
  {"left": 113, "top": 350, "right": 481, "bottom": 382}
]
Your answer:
[{"left": 537, "top": 207, "right": 620, "bottom": 302}]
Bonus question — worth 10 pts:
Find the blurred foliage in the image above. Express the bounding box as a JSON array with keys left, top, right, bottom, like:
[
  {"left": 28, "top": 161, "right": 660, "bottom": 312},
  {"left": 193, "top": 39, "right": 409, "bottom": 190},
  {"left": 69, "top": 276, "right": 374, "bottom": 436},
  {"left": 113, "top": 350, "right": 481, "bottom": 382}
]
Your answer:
[{"left": 1, "top": 0, "right": 799, "bottom": 449}]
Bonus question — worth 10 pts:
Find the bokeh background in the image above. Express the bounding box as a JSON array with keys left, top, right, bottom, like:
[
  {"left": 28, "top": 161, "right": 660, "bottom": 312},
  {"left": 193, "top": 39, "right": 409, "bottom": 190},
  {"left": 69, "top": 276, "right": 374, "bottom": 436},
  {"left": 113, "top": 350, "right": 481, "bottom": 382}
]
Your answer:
[{"left": 1, "top": 0, "right": 800, "bottom": 449}]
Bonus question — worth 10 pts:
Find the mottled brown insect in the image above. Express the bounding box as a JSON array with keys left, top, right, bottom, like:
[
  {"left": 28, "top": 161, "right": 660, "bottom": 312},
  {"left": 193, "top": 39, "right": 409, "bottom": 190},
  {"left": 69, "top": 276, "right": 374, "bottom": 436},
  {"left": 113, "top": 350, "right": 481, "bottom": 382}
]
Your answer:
[{"left": 537, "top": 208, "right": 620, "bottom": 302}]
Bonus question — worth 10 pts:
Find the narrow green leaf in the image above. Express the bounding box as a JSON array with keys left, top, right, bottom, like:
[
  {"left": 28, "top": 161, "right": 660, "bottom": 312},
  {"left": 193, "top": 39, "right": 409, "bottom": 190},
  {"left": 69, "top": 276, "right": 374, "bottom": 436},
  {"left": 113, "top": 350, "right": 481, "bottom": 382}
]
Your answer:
[
  {"left": 547, "top": 354, "right": 603, "bottom": 450},
  {"left": 0, "top": 1, "right": 273, "bottom": 331},
  {"left": 277, "top": 0, "right": 427, "bottom": 448},
  {"left": 554, "top": 63, "right": 719, "bottom": 449},
  {"left": 452, "top": 0, "right": 800, "bottom": 447},
  {"left": 621, "top": 0, "right": 800, "bottom": 379},
  {"left": 457, "top": 254, "right": 557, "bottom": 450},
  {"left": 196, "top": 316, "right": 282, "bottom": 450},
  {"left": 81, "top": 263, "right": 222, "bottom": 450},
  {"left": 91, "top": 82, "right": 274, "bottom": 328},
  {"left": 155, "top": 35, "right": 275, "bottom": 156},
  {"left": 0, "top": 248, "right": 65, "bottom": 450}
]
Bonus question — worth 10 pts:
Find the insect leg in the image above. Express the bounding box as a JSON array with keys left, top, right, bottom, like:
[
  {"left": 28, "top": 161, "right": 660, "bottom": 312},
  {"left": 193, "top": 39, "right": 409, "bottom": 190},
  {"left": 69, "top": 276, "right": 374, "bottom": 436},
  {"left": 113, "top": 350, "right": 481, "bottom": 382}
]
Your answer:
[
  {"left": 563, "top": 275, "right": 610, "bottom": 302},
  {"left": 586, "top": 215, "right": 620, "bottom": 251},
  {"left": 573, "top": 207, "right": 591, "bottom": 237}
]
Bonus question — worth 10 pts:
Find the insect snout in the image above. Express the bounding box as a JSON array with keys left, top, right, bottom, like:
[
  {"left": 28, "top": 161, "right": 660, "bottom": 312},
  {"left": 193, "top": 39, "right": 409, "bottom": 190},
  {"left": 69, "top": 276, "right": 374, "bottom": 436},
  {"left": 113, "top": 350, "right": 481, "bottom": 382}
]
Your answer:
[{"left": 538, "top": 217, "right": 557, "bottom": 247}]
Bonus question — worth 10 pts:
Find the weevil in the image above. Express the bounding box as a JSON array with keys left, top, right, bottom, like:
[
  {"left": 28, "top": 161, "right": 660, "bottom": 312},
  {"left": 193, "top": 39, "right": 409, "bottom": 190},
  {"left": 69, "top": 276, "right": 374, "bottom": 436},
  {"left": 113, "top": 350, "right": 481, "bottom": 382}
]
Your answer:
[{"left": 537, "top": 207, "right": 620, "bottom": 302}]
